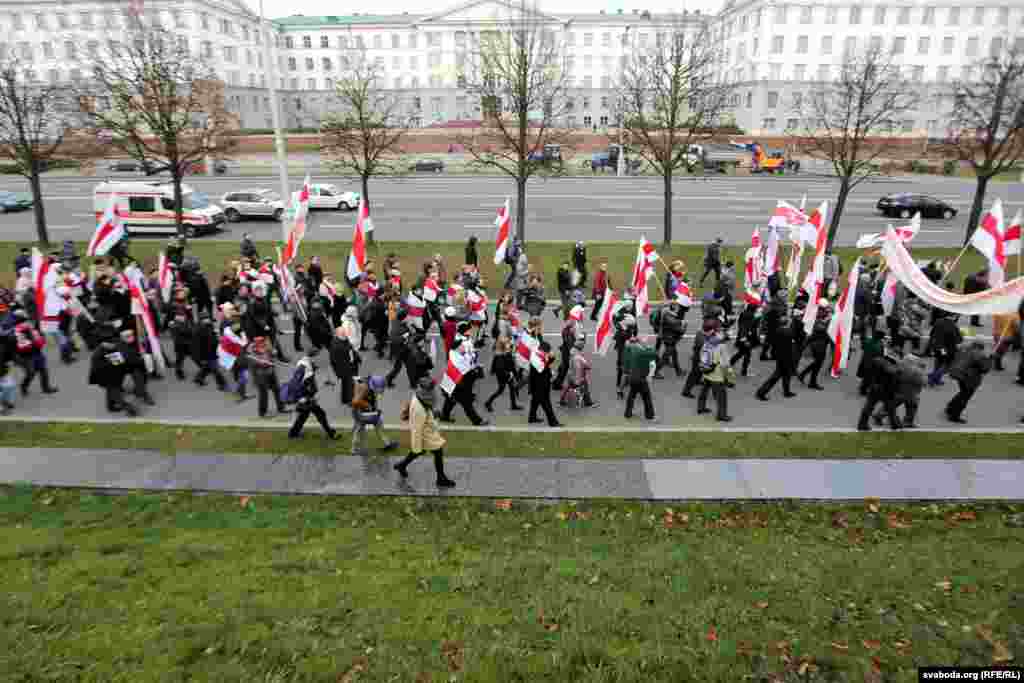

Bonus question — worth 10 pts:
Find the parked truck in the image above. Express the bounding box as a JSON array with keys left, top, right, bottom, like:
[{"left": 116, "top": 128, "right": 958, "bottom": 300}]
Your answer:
[{"left": 730, "top": 141, "right": 789, "bottom": 174}]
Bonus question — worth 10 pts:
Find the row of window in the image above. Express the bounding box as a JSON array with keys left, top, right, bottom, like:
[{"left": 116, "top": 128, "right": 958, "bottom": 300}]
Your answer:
[
  {"left": 281, "top": 28, "right": 683, "bottom": 51},
  {"left": 758, "top": 117, "right": 941, "bottom": 133},
  {"left": 723, "top": 4, "right": 1017, "bottom": 37},
  {"left": 1, "top": 10, "right": 265, "bottom": 43},
  {"left": 725, "top": 62, "right": 985, "bottom": 84},
  {"left": 749, "top": 33, "right": 1019, "bottom": 59}
]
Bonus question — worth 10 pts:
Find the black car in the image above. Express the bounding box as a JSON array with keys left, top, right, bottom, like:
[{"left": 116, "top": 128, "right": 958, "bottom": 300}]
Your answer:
[
  {"left": 410, "top": 158, "right": 444, "bottom": 173},
  {"left": 877, "top": 193, "right": 957, "bottom": 219}
]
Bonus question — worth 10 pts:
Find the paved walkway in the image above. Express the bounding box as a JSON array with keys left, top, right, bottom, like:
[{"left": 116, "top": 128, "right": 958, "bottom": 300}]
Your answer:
[{"left": 1, "top": 448, "right": 1021, "bottom": 500}]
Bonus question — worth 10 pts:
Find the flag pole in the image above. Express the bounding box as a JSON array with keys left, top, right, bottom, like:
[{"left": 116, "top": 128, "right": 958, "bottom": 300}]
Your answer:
[{"left": 944, "top": 242, "right": 973, "bottom": 283}]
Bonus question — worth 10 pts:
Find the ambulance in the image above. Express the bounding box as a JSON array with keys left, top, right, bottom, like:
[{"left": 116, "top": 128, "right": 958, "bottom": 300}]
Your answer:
[{"left": 93, "top": 181, "right": 226, "bottom": 238}]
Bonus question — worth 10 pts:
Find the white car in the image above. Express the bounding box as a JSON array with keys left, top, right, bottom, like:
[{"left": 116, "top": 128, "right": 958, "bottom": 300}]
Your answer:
[
  {"left": 221, "top": 189, "right": 285, "bottom": 222},
  {"left": 308, "top": 184, "right": 360, "bottom": 211}
]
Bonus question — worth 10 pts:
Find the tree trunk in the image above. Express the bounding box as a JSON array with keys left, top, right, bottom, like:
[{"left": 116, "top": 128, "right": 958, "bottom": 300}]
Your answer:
[
  {"left": 362, "top": 174, "right": 373, "bottom": 245},
  {"left": 28, "top": 170, "right": 50, "bottom": 246},
  {"left": 171, "top": 168, "right": 185, "bottom": 238},
  {"left": 662, "top": 169, "right": 673, "bottom": 247},
  {"left": 964, "top": 174, "right": 991, "bottom": 246},
  {"left": 515, "top": 176, "right": 527, "bottom": 244},
  {"left": 827, "top": 178, "right": 852, "bottom": 251}
]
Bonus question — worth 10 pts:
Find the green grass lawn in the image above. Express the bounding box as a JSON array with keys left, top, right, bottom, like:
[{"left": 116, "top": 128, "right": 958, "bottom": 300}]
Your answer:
[
  {"left": 0, "top": 239, "right": 987, "bottom": 305},
  {"left": 2, "top": 421, "right": 1024, "bottom": 459},
  {"left": 1, "top": 486, "right": 1021, "bottom": 682}
]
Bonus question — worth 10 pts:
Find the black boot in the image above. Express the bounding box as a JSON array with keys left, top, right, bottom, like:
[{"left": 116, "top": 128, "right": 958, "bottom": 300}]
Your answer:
[
  {"left": 40, "top": 367, "right": 58, "bottom": 394},
  {"left": 433, "top": 450, "right": 455, "bottom": 487},
  {"left": 394, "top": 452, "right": 420, "bottom": 478}
]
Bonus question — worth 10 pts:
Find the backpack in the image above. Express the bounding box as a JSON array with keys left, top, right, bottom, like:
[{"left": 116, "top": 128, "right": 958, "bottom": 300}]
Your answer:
[{"left": 280, "top": 366, "right": 306, "bottom": 404}]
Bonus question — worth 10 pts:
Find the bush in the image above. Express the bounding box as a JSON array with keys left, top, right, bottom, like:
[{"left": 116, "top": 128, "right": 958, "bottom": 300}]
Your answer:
[
  {"left": 943, "top": 160, "right": 959, "bottom": 176},
  {"left": 907, "top": 160, "right": 928, "bottom": 173}
]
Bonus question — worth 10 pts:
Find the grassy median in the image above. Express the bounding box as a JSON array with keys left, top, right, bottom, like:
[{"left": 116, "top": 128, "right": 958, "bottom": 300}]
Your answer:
[
  {"left": 1, "top": 421, "right": 1023, "bottom": 459},
  {"left": 0, "top": 240, "right": 986, "bottom": 305},
  {"left": 0, "top": 486, "right": 1021, "bottom": 681}
]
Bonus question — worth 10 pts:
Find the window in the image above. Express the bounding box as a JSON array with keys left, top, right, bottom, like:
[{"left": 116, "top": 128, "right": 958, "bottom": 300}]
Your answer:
[
  {"left": 600, "top": 76, "right": 611, "bottom": 88},
  {"left": 325, "top": 78, "right": 334, "bottom": 89},
  {"left": 797, "top": 35, "right": 808, "bottom": 53},
  {"left": 601, "top": 55, "right": 611, "bottom": 69},
  {"left": 621, "top": 33, "right": 629, "bottom": 47},
  {"left": 258, "top": 53, "right": 263, "bottom": 68},
  {"left": 870, "top": 35, "right": 883, "bottom": 52},
  {"left": 583, "top": 75, "right": 593, "bottom": 88},
  {"left": 41, "top": 42, "right": 53, "bottom": 58},
  {"left": 307, "top": 78, "right": 316, "bottom": 90},
  {"left": 47, "top": 69, "right": 58, "bottom": 84},
  {"left": 755, "top": 9, "right": 763, "bottom": 27},
  {"left": 972, "top": 7, "right": 984, "bottom": 25},
  {"left": 599, "top": 115, "right": 609, "bottom": 126},
  {"left": 427, "top": 33, "right": 440, "bottom": 47},
  {"left": 998, "top": 6, "right": 1009, "bottom": 24},
  {"left": 967, "top": 37, "right": 979, "bottom": 57},
  {"left": 375, "top": 56, "right": 385, "bottom": 69},
  {"left": 410, "top": 55, "right": 418, "bottom": 69},
  {"left": 17, "top": 42, "right": 31, "bottom": 60},
  {"left": 769, "top": 63, "right": 782, "bottom": 80},
  {"left": 849, "top": 6, "right": 861, "bottom": 24},
  {"left": 392, "top": 56, "right": 400, "bottom": 69},
  {"left": 582, "top": 55, "right": 591, "bottom": 69},
  {"left": 898, "top": 7, "right": 910, "bottom": 24},
  {"left": 80, "top": 11, "right": 93, "bottom": 28},
  {"left": 762, "top": 117, "right": 776, "bottom": 130},
  {"left": 800, "top": 6, "right": 812, "bottom": 23},
  {"left": 408, "top": 33, "right": 417, "bottom": 49},
  {"left": 64, "top": 41, "right": 76, "bottom": 59},
  {"left": 411, "top": 77, "right": 419, "bottom": 89},
  {"left": 942, "top": 36, "right": 954, "bottom": 55},
  {"left": 874, "top": 6, "right": 886, "bottom": 24},
  {"left": 302, "top": 35, "right": 312, "bottom": 49},
  {"left": 202, "top": 41, "right": 213, "bottom": 58},
  {"left": 200, "top": 13, "right": 209, "bottom": 29},
  {"left": 774, "top": 5, "right": 786, "bottom": 23},
  {"left": 772, "top": 35, "right": 784, "bottom": 54},
  {"left": 454, "top": 31, "right": 466, "bottom": 47},
  {"left": 923, "top": 7, "right": 935, "bottom": 24},
  {"left": 174, "top": 11, "right": 186, "bottom": 28},
  {"left": 33, "top": 13, "right": 45, "bottom": 29},
  {"left": 893, "top": 37, "right": 906, "bottom": 55},
  {"left": 817, "top": 64, "right": 830, "bottom": 80},
  {"left": 638, "top": 33, "right": 648, "bottom": 48},
  {"left": 224, "top": 46, "right": 237, "bottom": 62},
  {"left": 767, "top": 91, "right": 779, "bottom": 108},
  {"left": 738, "top": 42, "right": 746, "bottom": 60},
  {"left": 990, "top": 37, "right": 1004, "bottom": 57},
  {"left": 601, "top": 32, "right": 611, "bottom": 47},
  {"left": 745, "top": 91, "right": 753, "bottom": 108},
  {"left": 1017, "top": 37, "right": 1024, "bottom": 54},
  {"left": 915, "top": 37, "right": 930, "bottom": 55},
  {"left": 583, "top": 115, "right": 592, "bottom": 127},
  {"left": 901, "top": 119, "right": 914, "bottom": 133},
  {"left": 322, "top": 57, "right": 333, "bottom": 71},
  {"left": 961, "top": 66, "right": 973, "bottom": 81},
  {"left": 826, "top": 7, "right": 838, "bottom": 24},
  {"left": 753, "top": 37, "right": 759, "bottom": 55},
  {"left": 786, "top": 118, "right": 799, "bottom": 130},
  {"left": 285, "top": 37, "right": 294, "bottom": 49},
  {"left": 288, "top": 57, "right": 297, "bottom": 71},
  {"left": 129, "top": 197, "right": 155, "bottom": 213},
  {"left": 793, "top": 64, "right": 806, "bottom": 80},
  {"left": 937, "top": 66, "right": 950, "bottom": 82},
  {"left": 246, "top": 49, "right": 253, "bottom": 65},
  {"left": 948, "top": 7, "right": 960, "bottom": 25},
  {"left": 821, "top": 36, "right": 833, "bottom": 55}
]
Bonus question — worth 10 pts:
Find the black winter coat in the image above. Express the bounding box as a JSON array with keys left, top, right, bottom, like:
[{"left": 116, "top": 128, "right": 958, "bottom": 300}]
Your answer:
[
  {"left": 88, "top": 342, "right": 129, "bottom": 387},
  {"left": 307, "top": 312, "right": 333, "bottom": 349},
  {"left": 192, "top": 323, "right": 219, "bottom": 361}
]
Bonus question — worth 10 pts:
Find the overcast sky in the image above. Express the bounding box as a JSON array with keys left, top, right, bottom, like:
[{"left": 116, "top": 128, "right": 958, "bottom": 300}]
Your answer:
[{"left": 253, "top": 0, "right": 723, "bottom": 19}]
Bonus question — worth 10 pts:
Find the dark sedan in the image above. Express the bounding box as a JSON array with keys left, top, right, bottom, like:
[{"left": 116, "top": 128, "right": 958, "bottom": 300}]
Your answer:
[
  {"left": 410, "top": 158, "right": 445, "bottom": 173},
  {"left": 876, "top": 193, "right": 957, "bottom": 219}
]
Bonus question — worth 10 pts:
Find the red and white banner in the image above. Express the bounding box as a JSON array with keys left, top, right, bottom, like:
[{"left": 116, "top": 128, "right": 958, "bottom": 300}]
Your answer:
[
  {"left": 466, "top": 289, "right": 488, "bottom": 320},
  {"left": 828, "top": 258, "right": 861, "bottom": 377},
  {"left": 158, "top": 252, "right": 173, "bottom": 304},
  {"left": 493, "top": 197, "right": 511, "bottom": 265},
  {"left": 1004, "top": 208, "right": 1021, "bottom": 257},
  {"left": 31, "top": 248, "right": 58, "bottom": 323},
  {"left": 440, "top": 346, "right": 475, "bottom": 396},
  {"left": 423, "top": 277, "right": 440, "bottom": 302},
  {"left": 857, "top": 212, "right": 922, "bottom": 249},
  {"left": 125, "top": 266, "right": 167, "bottom": 374},
  {"left": 447, "top": 282, "right": 463, "bottom": 301},
  {"left": 405, "top": 291, "right": 426, "bottom": 329},
  {"left": 763, "top": 225, "right": 782, "bottom": 276},
  {"left": 347, "top": 196, "right": 368, "bottom": 281},
  {"left": 631, "top": 237, "right": 658, "bottom": 316},
  {"left": 674, "top": 278, "right": 693, "bottom": 307},
  {"left": 881, "top": 225, "right": 1024, "bottom": 315},
  {"left": 274, "top": 246, "right": 303, "bottom": 319},
  {"left": 516, "top": 331, "right": 540, "bottom": 370},
  {"left": 281, "top": 175, "right": 311, "bottom": 264},
  {"left": 880, "top": 270, "right": 899, "bottom": 317},
  {"left": 87, "top": 198, "right": 126, "bottom": 257},
  {"left": 768, "top": 200, "right": 808, "bottom": 233},
  {"left": 743, "top": 288, "right": 764, "bottom": 306},
  {"left": 971, "top": 199, "right": 1007, "bottom": 286},
  {"left": 218, "top": 326, "right": 246, "bottom": 370},
  {"left": 594, "top": 291, "right": 619, "bottom": 356},
  {"left": 801, "top": 200, "right": 830, "bottom": 334}
]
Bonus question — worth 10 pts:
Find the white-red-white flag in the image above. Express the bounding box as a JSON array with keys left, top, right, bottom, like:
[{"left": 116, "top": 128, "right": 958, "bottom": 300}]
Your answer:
[
  {"left": 423, "top": 277, "right": 440, "bottom": 302},
  {"left": 440, "top": 345, "right": 475, "bottom": 396},
  {"left": 467, "top": 289, "right": 487, "bottom": 316},
  {"left": 880, "top": 269, "right": 899, "bottom": 317},
  {"left": 405, "top": 291, "right": 426, "bottom": 329},
  {"left": 347, "top": 196, "right": 368, "bottom": 281},
  {"left": 631, "top": 237, "right": 658, "bottom": 315},
  {"left": 750, "top": 226, "right": 762, "bottom": 250},
  {"left": 768, "top": 200, "right": 808, "bottom": 231},
  {"left": 31, "top": 248, "right": 58, "bottom": 324},
  {"left": 801, "top": 200, "right": 830, "bottom": 334},
  {"left": 593, "top": 290, "right": 619, "bottom": 356},
  {"left": 158, "top": 252, "right": 173, "bottom": 304},
  {"left": 125, "top": 266, "right": 167, "bottom": 374},
  {"left": 1004, "top": 208, "right": 1022, "bottom": 257},
  {"left": 828, "top": 258, "right": 861, "bottom": 377},
  {"left": 218, "top": 326, "right": 246, "bottom": 370},
  {"left": 674, "top": 278, "right": 693, "bottom": 307},
  {"left": 516, "top": 331, "right": 540, "bottom": 370},
  {"left": 970, "top": 199, "right": 1007, "bottom": 286},
  {"left": 281, "top": 175, "right": 311, "bottom": 264},
  {"left": 493, "top": 197, "right": 511, "bottom": 265},
  {"left": 87, "top": 198, "right": 126, "bottom": 257},
  {"left": 763, "top": 226, "right": 782, "bottom": 276}
]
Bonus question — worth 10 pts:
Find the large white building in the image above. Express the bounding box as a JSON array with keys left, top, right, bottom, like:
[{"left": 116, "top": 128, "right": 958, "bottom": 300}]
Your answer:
[{"left": 0, "top": 0, "right": 1022, "bottom": 134}]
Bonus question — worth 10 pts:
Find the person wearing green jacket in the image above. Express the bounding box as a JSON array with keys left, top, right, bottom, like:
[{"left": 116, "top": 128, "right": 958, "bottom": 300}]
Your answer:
[
  {"left": 697, "top": 325, "right": 735, "bottom": 422},
  {"left": 622, "top": 334, "right": 657, "bottom": 420}
]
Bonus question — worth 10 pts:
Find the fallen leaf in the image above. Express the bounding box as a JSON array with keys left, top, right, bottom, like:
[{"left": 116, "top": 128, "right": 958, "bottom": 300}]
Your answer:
[
  {"left": 737, "top": 641, "right": 754, "bottom": 656},
  {"left": 832, "top": 512, "right": 850, "bottom": 529},
  {"left": 337, "top": 656, "right": 368, "bottom": 683},
  {"left": 754, "top": 601, "right": 769, "bottom": 610},
  {"left": 893, "top": 640, "right": 911, "bottom": 654},
  {"left": 862, "top": 639, "right": 881, "bottom": 651},
  {"left": 865, "top": 498, "right": 880, "bottom": 513},
  {"left": 706, "top": 626, "right": 718, "bottom": 643},
  {"left": 556, "top": 512, "right": 567, "bottom": 521},
  {"left": 831, "top": 641, "right": 849, "bottom": 651},
  {"left": 975, "top": 625, "right": 1015, "bottom": 663},
  {"left": 935, "top": 579, "right": 953, "bottom": 592},
  {"left": 40, "top": 497, "right": 54, "bottom": 506},
  {"left": 871, "top": 656, "right": 883, "bottom": 672},
  {"left": 587, "top": 575, "right": 599, "bottom": 585},
  {"left": 961, "top": 584, "right": 978, "bottom": 594},
  {"left": 494, "top": 499, "right": 512, "bottom": 511},
  {"left": 797, "top": 657, "right": 816, "bottom": 676},
  {"left": 949, "top": 510, "right": 977, "bottom": 523},
  {"left": 886, "top": 513, "right": 911, "bottom": 529},
  {"left": 771, "top": 640, "right": 791, "bottom": 656},
  {"left": 441, "top": 640, "right": 464, "bottom": 672},
  {"left": 239, "top": 496, "right": 251, "bottom": 508}
]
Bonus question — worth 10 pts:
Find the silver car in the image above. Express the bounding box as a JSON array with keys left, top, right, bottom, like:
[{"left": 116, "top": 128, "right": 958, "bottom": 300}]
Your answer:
[{"left": 220, "top": 189, "right": 285, "bottom": 222}]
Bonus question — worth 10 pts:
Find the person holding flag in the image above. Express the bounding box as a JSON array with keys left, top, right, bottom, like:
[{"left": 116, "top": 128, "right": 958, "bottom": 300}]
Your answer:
[
  {"left": 439, "top": 339, "right": 489, "bottom": 426},
  {"left": 631, "top": 237, "right": 659, "bottom": 317},
  {"left": 347, "top": 196, "right": 369, "bottom": 284}
]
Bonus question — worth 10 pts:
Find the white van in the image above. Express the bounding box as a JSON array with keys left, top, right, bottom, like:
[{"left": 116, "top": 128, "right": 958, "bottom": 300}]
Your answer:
[{"left": 93, "top": 181, "right": 226, "bottom": 238}]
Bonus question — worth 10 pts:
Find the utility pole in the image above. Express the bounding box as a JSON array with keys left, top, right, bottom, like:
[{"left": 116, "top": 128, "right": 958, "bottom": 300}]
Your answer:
[{"left": 260, "top": 0, "right": 290, "bottom": 236}]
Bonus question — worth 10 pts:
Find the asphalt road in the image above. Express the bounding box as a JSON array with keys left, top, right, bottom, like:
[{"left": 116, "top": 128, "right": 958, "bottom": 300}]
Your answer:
[{"left": 1, "top": 173, "right": 1020, "bottom": 247}]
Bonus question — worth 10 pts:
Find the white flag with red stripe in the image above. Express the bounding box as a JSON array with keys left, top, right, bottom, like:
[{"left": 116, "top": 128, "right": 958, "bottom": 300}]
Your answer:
[
  {"left": 466, "top": 289, "right": 488, "bottom": 318},
  {"left": 593, "top": 290, "right": 619, "bottom": 356},
  {"left": 125, "top": 266, "right": 167, "bottom": 374},
  {"left": 1004, "top": 208, "right": 1022, "bottom": 256},
  {"left": 440, "top": 345, "right": 475, "bottom": 396},
  {"left": 743, "top": 288, "right": 764, "bottom": 306},
  {"left": 405, "top": 291, "right": 426, "bottom": 329},
  {"left": 158, "top": 252, "right": 173, "bottom": 304},
  {"left": 218, "top": 326, "right": 247, "bottom": 370},
  {"left": 880, "top": 269, "right": 899, "bottom": 317},
  {"left": 828, "top": 258, "right": 861, "bottom": 377},
  {"left": 347, "top": 196, "right": 368, "bottom": 281},
  {"left": 970, "top": 199, "right": 1007, "bottom": 286},
  {"left": 493, "top": 197, "right": 511, "bottom": 265},
  {"left": 768, "top": 200, "right": 808, "bottom": 231},
  {"left": 281, "top": 175, "right": 311, "bottom": 264},
  {"left": 801, "top": 200, "right": 830, "bottom": 335},
  {"left": 87, "top": 198, "right": 126, "bottom": 257},
  {"left": 762, "top": 225, "right": 782, "bottom": 276},
  {"left": 674, "top": 278, "right": 693, "bottom": 307},
  {"left": 516, "top": 331, "right": 540, "bottom": 370},
  {"left": 631, "top": 236, "right": 658, "bottom": 315},
  {"left": 423, "top": 277, "right": 440, "bottom": 302},
  {"left": 31, "top": 248, "right": 59, "bottom": 323}
]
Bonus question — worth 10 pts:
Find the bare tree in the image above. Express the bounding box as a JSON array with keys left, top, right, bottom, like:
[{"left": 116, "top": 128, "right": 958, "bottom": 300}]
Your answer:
[
  {"left": 792, "top": 46, "right": 919, "bottom": 249},
  {"left": 457, "top": 3, "right": 573, "bottom": 243},
  {"left": 78, "top": 25, "right": 237, "bottom": 238},
  {"left": 320, "top": 48, "right": 411, "bottom": 244},
  {"left": 614, "top": 16, "right": 733, "bottom": 246},
  {"left": 0, "top": 58, "right": 82, "bottom": 245},
  {"left": 946, "top": 43, "right": 1024, "bottom": 243}
]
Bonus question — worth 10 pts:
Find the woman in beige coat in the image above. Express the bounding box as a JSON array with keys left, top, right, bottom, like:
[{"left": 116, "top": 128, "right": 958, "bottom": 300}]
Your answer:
[{"left": 394, "top": 376, "right": 455, "bottom": 487}]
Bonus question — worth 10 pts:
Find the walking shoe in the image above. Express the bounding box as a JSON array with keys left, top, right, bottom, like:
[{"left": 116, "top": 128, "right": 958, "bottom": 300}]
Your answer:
[
  {"left": 382, "top": 440, "right": 398, "bottom": 451},
  {"left": 436, "top": 475, "right": 456, "bottom": 488},
  {"left": 473, "top": 419, "right": 491, "bottom": 427},
  {"left": 947, "top": 414, "right": 967, "bottom": 424},
  {"left": 755, "top": 393, "right": 769, "bottom": 401},
  {"left": 807, "top": 384, "right": 824, "bottom": 391},
  {"left": 716, "top": 416, "right": 733, "bottom": 422},
  {"left": 43, "top": 387, "right": 59, "bottom": 394},
  {"left": 510, "top": 404, "right": 522, "bottom": 411},
  {"left": 652, "top": 373, "right": 665, "bottom": 380},
  {"left": 549, "top": 422, "right": 564, "bottom": 428},
  {"left": 394, "top": 461, "right": 409, "bottom": 478},
  {"left": 327, "top": 431, "right": 341, "bottom": 440},
  {"left": 528, "top": 417, "right": 543, "bottom": 424},
  {"left": 681, "top": 391, "right": 695, "bottom": 399},
  {"left": 583, "top": 402, "right": 600, "bottom": 409},
  {"left": 783, "top": 392, "right": 797, "bottom": 398},
  {"left": 176, "top": 370, "right": 186, "bottom": 380}
]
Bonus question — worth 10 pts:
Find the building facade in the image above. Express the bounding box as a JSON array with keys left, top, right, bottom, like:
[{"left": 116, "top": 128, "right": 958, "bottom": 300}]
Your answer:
[{"left": 1, "top": 0, "right": 1022, "bottom": 133}]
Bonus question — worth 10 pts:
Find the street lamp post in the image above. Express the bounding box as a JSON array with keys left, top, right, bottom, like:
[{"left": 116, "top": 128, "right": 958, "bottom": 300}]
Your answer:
[{"left": 260, "top": 0, "right": 290, "bottom": 236}]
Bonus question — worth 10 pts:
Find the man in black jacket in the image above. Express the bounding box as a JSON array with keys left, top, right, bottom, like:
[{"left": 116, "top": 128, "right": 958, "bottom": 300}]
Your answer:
[
  {"left": 528, "top": 340, "right": 562, "bottom": 427},
  {"left": 945, "top": 341, "right": 991, "bottom": 424},
  {"left": 191, "top": 313, "right": 227, "bottom": 389},
  {"left": 306, "top": 301, "right": 333, "bottom": 351},
  {"left": 88, "top": 325, "right": 138, "bottom": 416},
  {"left": 857, "top": 353, "right": 900, "bottom": 431},
  {"left": 797, "top": 305, "right": 832, "bottom": 390},
  {"left": 168, "top": 310, "right": 195, "bottom": 381},
  {"left": 385, "top": 309, "right": 413, "bottom": 388},
  {"left": 729, "top": 303, "right": 760, "bottom": 377},
  {"left": 963, "top": 269, "right": 988, "bottom": 327},
  {"left": 927, "top": 310, "right": 962, "bottom": 386},
  {"left": 654, "top": 302, "right": 686, "bottom": 379},
  {"left": 288, "top": 353, "right": 339, "bottom": 439},
  {"left": 699, "top": 238, "right": 723, "bottom": 287},
  {"left": 329, "top": 326, "right": 359, "bottom": 405},
  {"left": 755, "top": 319, "right": 797, "bottom": 400},
  {"left": 116, "top": 328, "right": 155, "bottom": 406}
]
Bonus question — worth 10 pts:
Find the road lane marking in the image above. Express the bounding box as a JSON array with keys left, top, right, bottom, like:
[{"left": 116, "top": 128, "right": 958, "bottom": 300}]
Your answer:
[{"left": 616, "top": 225, "right": 656, "bottom": 231}]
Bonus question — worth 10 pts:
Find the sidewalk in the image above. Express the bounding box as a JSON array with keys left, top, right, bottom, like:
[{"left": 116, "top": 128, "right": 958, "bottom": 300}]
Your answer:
[{"left": 1, "top": 448, "right": 1021, "bottom": 500}]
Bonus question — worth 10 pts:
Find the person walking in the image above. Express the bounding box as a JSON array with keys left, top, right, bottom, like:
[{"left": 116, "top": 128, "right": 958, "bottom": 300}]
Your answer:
[
  {"left": 796, "top": 303, "right": 832, "bottom": 390},
  {"left": 623, "top": 332, "right": 657, "bottom": 420},
  {"left": 485, "top": 335, "right": 521, "bottom": 412},
  {"left": 927, "top": 310, "right": 962, "bottom": 387},
  {"left": 526, "top": 340, "right": 562, "bottom": 427},
  {"left": 857, "top": 352, "right": 901, "bottom": 431},
  {"left": 287, "top": 352, "right": 339, "bottom": 440},
  {"left": 394, "top": 377, "right": 456, "bottom": 488},
  {"left": 963, "top": 269, "right": 988, "bottom": 327},
  {"left": 439, "top": 340, "right": 489, "bottom": 426},
  {"left": 680, "top": 318, "right": 708, "bottom": 399},
  {"left": 654, "top": 301, "right": 686, "bottom": 379},
  {"left": 464, "top": 235, "right": 479, "bottom": 268},
  {"left": 248, "top": 336, "right": 290, "bottom": 419},
  {"left": 329, "top": 325, "right": 360, "bottom": 405},
  {"left": 699, "top": 237, "right": 723, "bottom": 287},
  {"left": 729, "top": 302, "right": 760, "bottom": 377},
  {"left": 552, "top": 305, "right": 583, "bottom": 390},
  {"left": 350, "top": 375, "right": 398, "bottom": 456},
  {"left": 945, "top": 341, "right": 992, "bottom": 424},
  {"left": 87, "top": 323, "right": 137, "bottom": 416},
  {"left": 590, "top": 260, "right": 611, "bottom": 321},
  {"left": 562, "top": 334, "right": 598, "bottom": 408},
  {"left": 12, "top": 309, "right": 58, "bottom": 396},
  {"left": 755, "top": 317, "right": 797, "bottom": 401},
  {"left": 697, "top": 325, "right": 734, "bottom": 422}
]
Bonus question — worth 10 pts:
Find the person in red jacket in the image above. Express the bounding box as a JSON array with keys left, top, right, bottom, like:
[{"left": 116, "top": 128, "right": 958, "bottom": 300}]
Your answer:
[
  {"left": 441, "top": 306, "right": 459, "bottom": 356},
  {"left": 590, "top": 260, "right": 612, "bottom": 321}
]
